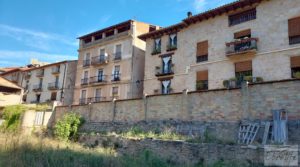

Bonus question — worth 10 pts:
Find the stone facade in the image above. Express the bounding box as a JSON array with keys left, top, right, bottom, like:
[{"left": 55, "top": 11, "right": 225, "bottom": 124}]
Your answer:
[
  {"left": 73, "top": 20, "right": 158, "bottom": 105},
  {"left": 54, "top": 79, "right": 300, "bottom": 125},
  {"left": 141, "top": 0, "right": 300, "bottom": 95},
  {"left": 2, "top": 61, "right": 77, "bottom": 105}
]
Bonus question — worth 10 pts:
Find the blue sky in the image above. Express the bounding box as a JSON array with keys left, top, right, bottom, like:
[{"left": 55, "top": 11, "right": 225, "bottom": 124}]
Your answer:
[{"left": 0, "top": 0, "right": 235, "bottom": 67}]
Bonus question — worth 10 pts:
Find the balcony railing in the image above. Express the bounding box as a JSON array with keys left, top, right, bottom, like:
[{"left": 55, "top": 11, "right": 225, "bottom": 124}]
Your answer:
[
  {"left": 91, "top": 55, "right": 109, "bottom": 65},
  {"left": 155, "top": 64, "right": 174, "bottom": 77},
  {"left": 32, "top": 84, "right": 43, "bottom": 92},
  {"left": 52, "top": 67, "right": 60, "bottom": 74},
  {"left": 82, "top": 59, "right": 91, "bottom": 67},
  {"left": 111, "top": 73, "right": 121, "bottom": 81},
  {"left": 226, "top": 38, "right": 258, "bottom": 56},
  {"left": 36, "top": 70, "right": 44, "bottom": 77},
  {"left": 114, "top": 52, "right": 122, "bottom": 61},
  {"left": 166, "top": 44, "right": 177, "bottom": 51},
  {"left": 79, "top": 97, "right": 107, "bottom": 105},
  {"left": 81, "top": 78, "right": 89, "bottom": 85},
  {"left": 152, "top": 47, "right": 161, "bottom": 55},
  {"left": 89, "top": 75, "right": 107, "bottom": 84},
  {"left": 48, "top": 82, "right": 60, "bottom": 90}
]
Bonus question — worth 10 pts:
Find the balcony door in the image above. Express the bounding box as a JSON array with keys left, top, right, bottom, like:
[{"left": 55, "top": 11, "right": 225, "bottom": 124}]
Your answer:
[
  {"left": 97, "top": 69, "right": 104, "bottom": 81},
  {"left": 162, "top": 56, "right": 171, "bottom": 74},
  {"left": 112, "top": 65, "right": 120, "bottom": 81},
  {"left": 95, "top": 88, "right": 101, "bottom": 102},
  {"left": 161, "top": 80, "right": 171, "bottom": 94},
  {"left": 100, "top": 49, "right": 106, "bottom": 61}
]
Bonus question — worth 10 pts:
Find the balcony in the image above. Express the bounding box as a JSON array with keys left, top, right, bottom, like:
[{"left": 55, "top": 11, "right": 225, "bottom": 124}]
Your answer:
[
  {"left": 226, "top": 38, "right": 258, "bottom": 57},
  {"left": 79, "top": 98, "right": 87, "bottom": 105},
  {"left": 151, "top": 47, "right": 161, "bottom": 55},
  {"left": 91, "top": 55, "right": 109, "bottom": 66},
  {"left": 89, "top": 97, "right": 106, "bottom": 103},
  {"left": 166, "top": 44, "right": 177, "bottom": 51},
  {"left": 111, "top": 73, "right": 121, "bottom": 82},
  {"left": 36, "top": 70, "right": 44, "bottom": 77},
  {"left": 89, "top": 75, "right": 107, "bottom": 84},
  {"left": 114, "top": 52, "right": 122, "bottom": 61},
  {"left": 51, "top": 67, "right": 60, "bottom": 74},
  {"left": 81, "top": 31, "right": 130, "bottom": 49},
  {"left": 155, "top": 64, "right": 174, "bottom": 77},
  {"left": 48, "top": 82, "right": 60, "bottom": 90},
  {"left": 82, "top": 59, "right": 91, "bottom": 67},
  {"left": 81, "top": 78, "right": 89, "bottom": 85},
  {"left": 32, "top": 84, "right": 43, "bottom": 92}
]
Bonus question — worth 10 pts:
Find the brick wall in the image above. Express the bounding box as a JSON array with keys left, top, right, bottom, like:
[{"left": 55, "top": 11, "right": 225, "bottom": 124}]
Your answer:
[{"left": 54, "top": 79, "right": 300, "bottom": 124}]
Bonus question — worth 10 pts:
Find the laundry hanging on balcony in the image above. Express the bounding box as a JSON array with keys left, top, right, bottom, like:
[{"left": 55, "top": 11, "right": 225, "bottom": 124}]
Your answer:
[
  {"left": 162, "top": 80, "right": 170, "bottom": 94},
  {"left": 162, "top": 56, "right": 171, "bottom": 73}
]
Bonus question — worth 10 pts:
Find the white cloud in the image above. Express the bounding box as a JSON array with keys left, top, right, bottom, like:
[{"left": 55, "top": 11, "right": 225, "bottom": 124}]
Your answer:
[
  {"left": 0, "top": 24, "right": 77, "bottom": 51},
  {"left": 193, "top": 0, "right": 208, "bottom": 12},
  {"left": 0, "top": 50, "right": 76, "bottom": 67}
]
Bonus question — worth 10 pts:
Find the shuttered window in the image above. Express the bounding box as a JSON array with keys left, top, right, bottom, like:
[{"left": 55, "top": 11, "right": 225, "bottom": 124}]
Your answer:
[
  {"left": 196, "top": 41, "right": 208, "bottom": 63},
  {"left": 289, "top": 17, "right": 300, "bottom": 45},
  {"left": 51, "top": 92, "right": 57, "bottom": 101},
  {"left": 196, "top": 70, "right": 208, "bottom": 90},
  {"left": 235, "top": 61, "right": 252, "bottom": 72},
  {"left": 291, "top": 56, "right": 300, "bottom": 68},
  {"left": 234, "top": 29, "right": 251, "bottom": 39}
]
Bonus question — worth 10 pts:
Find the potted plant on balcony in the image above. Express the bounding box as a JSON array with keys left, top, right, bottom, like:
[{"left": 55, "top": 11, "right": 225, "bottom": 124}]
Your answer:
[
  {"left": 223, "top": 80, "right": 230, "bottom": 88},
  {"left": 152, "top": 47, "right": 161, "bottom": 55},
  {"left": 244, "top": 76, "right": 253, "bottom": 83},
  {"left": 293, "top": 72, "right": 300, "bottom": 79},
  {"left": 196, "top": 81, "right": 205, "bottom": 90}
]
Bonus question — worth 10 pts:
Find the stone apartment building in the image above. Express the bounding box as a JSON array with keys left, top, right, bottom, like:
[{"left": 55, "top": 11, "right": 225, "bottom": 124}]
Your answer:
[
  {"left": 73, "top": 20, "right": 159, "bottom": 105},
  {"left": 1, "top": 60, "right": 77, "bottom": 105},
  {"left": 139, "top": 0, "right": 300, "bottom": 95}
]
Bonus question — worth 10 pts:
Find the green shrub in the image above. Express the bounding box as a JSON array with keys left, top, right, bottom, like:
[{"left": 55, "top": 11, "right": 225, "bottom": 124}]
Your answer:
[
  {"left": 256, "top": 77, "right": 263, "bottom": 82},
  {"left": 293, "top": 72, "right": 300, "bottom": 78},
  {"left": 54, "top": 113, "right": 84, "bottom": 141},
  {"left": 244, "top": 76, "right": 253, "bottom": 82},
  {"left": 223, "top": 80, "right": 229, "bottom": 88},
  {"left": 0, "top": 105, "right": 26, "bottom": 132}
]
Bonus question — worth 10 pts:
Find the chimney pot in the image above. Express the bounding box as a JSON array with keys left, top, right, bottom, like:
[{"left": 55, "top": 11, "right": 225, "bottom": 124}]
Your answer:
[{"left": 187, "top": 11, "right": 193, "bottom": 18}]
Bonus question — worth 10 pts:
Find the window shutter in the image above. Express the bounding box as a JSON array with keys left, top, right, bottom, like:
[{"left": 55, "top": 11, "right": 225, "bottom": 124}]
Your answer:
[
  {"left": 234, "top": 29, "right": 251, "bottom": 39},
  {"left": 291, "top": 56, "right": 300, "bottom": 68},
  {"left": 197, "top": 41, "right": 208, "bottom": 56},
  {"left": 235, "top": 61, "right": 252, "bottom": 72},
  {"left": 288, "top": 17, "right": 300, "bottom": 37},
  {"left": 196, "top": 70, "right": 208, "bottom": 81}
]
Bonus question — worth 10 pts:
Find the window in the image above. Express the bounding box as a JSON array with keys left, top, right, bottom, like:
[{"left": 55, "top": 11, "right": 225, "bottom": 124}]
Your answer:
[
  {"left": 196, "top": 70, "right": 208, "bottom": 91},
  {"left": 229, "top": 8, "right": 256, "bottom": 26},
  {"left": 83, "top": 53, "right": 90, "bottom": 67},
  {"left": 161, "top": 56, "right": 172, "bottom": 74},
  {"left": 95, "top": 34, "right": 102, "bottom": 40},
  {"left": 115, "top": 44, "right": 122, "bottom": 60},
  {"left": 167, "top": 34, "right": 177, "bottom": 51},
  {"left": 196, "top": 40, "right": 208, "bottom": 63},
  {"left": 36, "top": 94, "right": 41, "bottom": 103},
  {"left": 117, "top": 25, "right": 130, "bottom": 33},
  {"left": 152, "top": 38, "right": 161, "bottom": 54},
  {"left": 288, "top": 17, "right": 300, "bottom": 45},
  {"left": 112, "top": 65, "right": 120, "bottom": 81},
  {"left": 234, "top": 29, "right": 251, "bottom": 39},
  {"left": 83, "top": 37, "right": 91, "bottom": 44},
  {"left": 95, "top": 89, "right": 101, "bottom": 102},
  {"left": 161, "top": 80, "right": 171, "bottom": 94},
  {"left": 112, "top": 87, "right": 119, "bottom": 97},
  {"left": 55, "top": 76, "right": 59, "bottom": 85},
  {"left": 22, "top": 95, "right": 27, "bottom": 102},
  {"left": 82, "top": 71, "right": 89, "bottom": 84},
  {"left": 291, "top": 56, "right": 300, "bottom": 78},
  {"left": 51, "top": 92, "right": 57, "bottom": 101},
  {"left": 235, "top": 61, "right": 253, "bottom": 85},
  {"left": 97, "top": 69, "right": 104, "bottom": 81},
  {"left": 80, "top": 90, "right": 87, "bottom": 104},
  {"left": 106, "top": 30, "right": 114, "bottom": 37},
  {"left": 39, "top": 78, "right": 43, "bottom": 87}
]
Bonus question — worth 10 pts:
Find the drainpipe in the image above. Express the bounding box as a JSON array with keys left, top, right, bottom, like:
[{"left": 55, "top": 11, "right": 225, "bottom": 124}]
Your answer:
[{"left": 60, "top": 63, "right": 67, "bottom": 104}]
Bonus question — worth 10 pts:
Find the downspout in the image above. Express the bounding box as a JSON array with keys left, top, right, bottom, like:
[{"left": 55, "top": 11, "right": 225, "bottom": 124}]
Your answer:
[{"left": 60, "top": 63, "right": 67, "bottom": 104}]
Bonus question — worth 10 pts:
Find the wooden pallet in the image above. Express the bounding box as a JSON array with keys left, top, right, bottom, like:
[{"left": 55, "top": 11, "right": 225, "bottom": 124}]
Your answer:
[{"left": 238, "top": 123, "right": 260, "bottom": 145}]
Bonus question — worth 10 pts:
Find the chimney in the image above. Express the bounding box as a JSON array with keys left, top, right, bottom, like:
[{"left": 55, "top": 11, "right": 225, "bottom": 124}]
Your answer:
[{"left": 187, "top": 11, "right": 193, "bottom": 18}]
